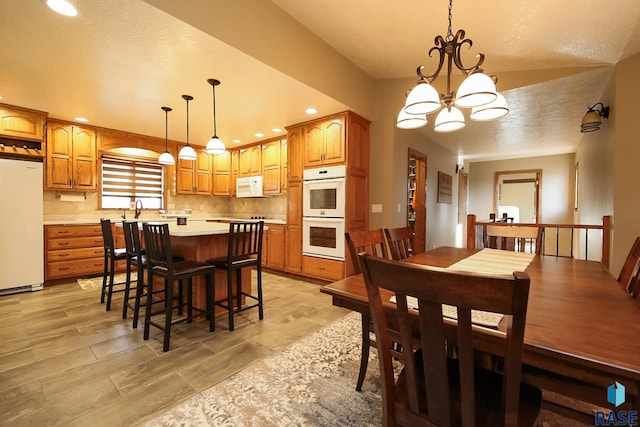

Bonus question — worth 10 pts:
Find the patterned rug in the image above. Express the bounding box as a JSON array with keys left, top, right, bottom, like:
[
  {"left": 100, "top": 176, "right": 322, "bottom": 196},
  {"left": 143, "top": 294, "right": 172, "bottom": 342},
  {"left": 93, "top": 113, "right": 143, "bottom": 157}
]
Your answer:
[
  {"left": 144, "top": 311, "right": 593, "bottom": 426},
  {"left": 77, "top": 273, "right": 135, "bottom": 289}
]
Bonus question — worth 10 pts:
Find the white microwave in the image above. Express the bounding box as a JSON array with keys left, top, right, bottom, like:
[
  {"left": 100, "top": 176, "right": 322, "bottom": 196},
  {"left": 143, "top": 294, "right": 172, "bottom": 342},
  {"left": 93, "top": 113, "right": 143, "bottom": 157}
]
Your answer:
[{"left": 236, "top": 176, "right": 264, "bottom": 198}]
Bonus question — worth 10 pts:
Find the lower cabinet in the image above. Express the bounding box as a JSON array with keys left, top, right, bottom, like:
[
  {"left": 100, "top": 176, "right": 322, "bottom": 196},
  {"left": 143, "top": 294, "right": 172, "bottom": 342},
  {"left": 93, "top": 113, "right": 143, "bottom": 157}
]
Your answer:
[
  {"left": 302, "top": 255, "right": 344, "bottom": 282},
  {"left": 45, "top": 224, "right": 104, "bottom": 280},
  {"left": 265, "top": 224, "right": 285, "bottom": 270}
]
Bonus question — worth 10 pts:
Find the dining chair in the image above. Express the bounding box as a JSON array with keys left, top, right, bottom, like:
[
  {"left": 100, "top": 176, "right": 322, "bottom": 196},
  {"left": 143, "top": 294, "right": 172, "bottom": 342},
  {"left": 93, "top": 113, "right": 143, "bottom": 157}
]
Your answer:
[
  {"left": 384, "top": 226, "right": 415, "bottom": 261},
  {"left": 345, "top": 229, "right": 393, "bottom": 392},
  {"left": 617, "top": 236, "right": 640, "bottom": 293},
  {"left": 206, "top": 221, "right": 265, "bottom": 332},
  {"left": 358, "top": 253, "right": 542, "bottom": 427},
  {"left": 484, "top": 224, "right": 542, "bottom": 254},
  {"left": 142, "top": 223, "right": 215, "bottom": 352},
  {"left": 99, "top": 218, "right": 128, "bottom": 311}
]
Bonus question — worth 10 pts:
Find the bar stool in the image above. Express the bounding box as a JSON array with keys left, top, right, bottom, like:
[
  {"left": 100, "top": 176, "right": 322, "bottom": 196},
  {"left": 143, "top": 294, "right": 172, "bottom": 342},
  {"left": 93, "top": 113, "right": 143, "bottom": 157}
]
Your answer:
[
  {"left": 206, "top": 221, "right": 264, "bottom": 331},
  {"left": 100, "top": 218, "right": 128, "bottom": 311},
  {"left": 142, "top": 223, "right": 215, "bottom": 352}
]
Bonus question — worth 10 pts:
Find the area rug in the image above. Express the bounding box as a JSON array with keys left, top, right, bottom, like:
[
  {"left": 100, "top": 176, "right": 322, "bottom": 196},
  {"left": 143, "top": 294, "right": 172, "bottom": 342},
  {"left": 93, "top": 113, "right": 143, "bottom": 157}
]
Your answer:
[
  {"left": 144, "top": 311, "right": 592, "bottom": 427},
  {"left": 77, "top": 273, "right": 135, "bottom": 289}
]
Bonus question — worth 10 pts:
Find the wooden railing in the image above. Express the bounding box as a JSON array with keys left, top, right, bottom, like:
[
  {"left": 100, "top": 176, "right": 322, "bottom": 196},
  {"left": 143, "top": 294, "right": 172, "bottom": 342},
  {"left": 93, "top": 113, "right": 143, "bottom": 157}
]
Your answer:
[{"left": 466, "top": 214, "right": 612, "bottom": 269}]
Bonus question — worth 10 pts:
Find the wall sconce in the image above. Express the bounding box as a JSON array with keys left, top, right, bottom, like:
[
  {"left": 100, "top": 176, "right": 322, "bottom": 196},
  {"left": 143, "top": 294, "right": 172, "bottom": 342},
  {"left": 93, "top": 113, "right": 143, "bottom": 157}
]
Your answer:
[{"left": 580, "top": 103, "right": 609, "bottom": 133}]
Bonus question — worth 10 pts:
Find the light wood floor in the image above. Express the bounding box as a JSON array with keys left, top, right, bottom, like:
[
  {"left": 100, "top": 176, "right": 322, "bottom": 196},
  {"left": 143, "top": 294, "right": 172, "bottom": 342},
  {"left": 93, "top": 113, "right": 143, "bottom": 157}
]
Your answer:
[{"left": 0, "top": 270, "right": 348, "bottom": 426}]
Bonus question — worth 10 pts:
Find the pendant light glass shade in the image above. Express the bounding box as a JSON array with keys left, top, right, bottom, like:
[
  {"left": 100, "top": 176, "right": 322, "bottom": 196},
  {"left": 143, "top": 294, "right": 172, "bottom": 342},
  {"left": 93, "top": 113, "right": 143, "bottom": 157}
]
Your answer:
[
  {"left": 158, "top": 106, "right": 175, "bottom": 165},
  {"left": 470, "top": 93, "right": 509, "bottom": 121},
  {"left": 454, "top": 72, "right": 497, "bottom": 108},
  {"left": 205, "top": 78, "right": 226, "bottom": 154},
  {"left": 434, "top": 106, "right": 465, "bottom": 132},
  {"left": 396, "top": 108, "right": 427, "bottom": 129},
  {"left": 403, "top": 81, "right": 441, "bottom": 115},
  {"left": 178, "top": 144, "right": 197, "bottom": 160},
  {"left": 580, "top": 111, "right": 603, "bottom": 132},
  {"left": 178, "top": 94, "right": 197, "bottom": 161}
]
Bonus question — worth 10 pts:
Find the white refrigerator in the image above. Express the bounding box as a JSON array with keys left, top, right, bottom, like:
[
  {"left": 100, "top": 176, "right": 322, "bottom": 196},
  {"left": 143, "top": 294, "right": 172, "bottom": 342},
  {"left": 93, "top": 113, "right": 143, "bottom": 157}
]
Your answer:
[{"left": 0, "top": 158, "right": 44, "bottom": 294}]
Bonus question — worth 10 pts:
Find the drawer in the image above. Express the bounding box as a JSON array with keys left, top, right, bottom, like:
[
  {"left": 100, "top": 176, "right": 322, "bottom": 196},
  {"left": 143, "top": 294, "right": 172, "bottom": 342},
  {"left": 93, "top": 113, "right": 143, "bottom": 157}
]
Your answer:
[
  {"left": 46, "top": 224, "right": 102, "bottom": 238},
  {"left": 48, "top": 247, "right": 104, "bottom": 262},
  {"left": 302, "top": 255, "right": 344, "bottom": 281},
  {"left": 47, "top": 257, "right": 104, "bottom": 279},
  {"left": 47, "top": 236, "right": 104, "bottom": 250}
]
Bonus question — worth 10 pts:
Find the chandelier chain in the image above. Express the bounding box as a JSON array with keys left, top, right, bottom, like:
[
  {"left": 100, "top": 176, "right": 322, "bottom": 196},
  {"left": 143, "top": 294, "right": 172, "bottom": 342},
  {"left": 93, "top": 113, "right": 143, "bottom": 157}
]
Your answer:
[{"left": 446, "top": 0, "right": 454, "bottom": 42}]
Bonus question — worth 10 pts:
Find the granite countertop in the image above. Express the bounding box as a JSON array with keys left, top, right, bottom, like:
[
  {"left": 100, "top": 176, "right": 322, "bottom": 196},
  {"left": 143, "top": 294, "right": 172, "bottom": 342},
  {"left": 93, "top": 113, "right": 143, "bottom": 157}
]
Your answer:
[{"left": 43, "top": 216, "right": 286, "bottom": 226}]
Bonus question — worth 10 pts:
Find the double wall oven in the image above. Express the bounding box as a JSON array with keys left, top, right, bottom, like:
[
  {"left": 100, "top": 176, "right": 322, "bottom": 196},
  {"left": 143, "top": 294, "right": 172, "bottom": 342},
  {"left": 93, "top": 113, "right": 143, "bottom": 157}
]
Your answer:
[{"left": 302, "top": 165, "right": 346, "bottom": 260}]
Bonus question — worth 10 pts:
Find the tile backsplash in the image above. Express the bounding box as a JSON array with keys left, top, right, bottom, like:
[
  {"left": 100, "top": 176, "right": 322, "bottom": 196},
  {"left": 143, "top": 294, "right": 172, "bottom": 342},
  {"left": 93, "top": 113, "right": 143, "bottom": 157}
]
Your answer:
[{"left": 43, "top": 191, "right": 287, "bottom": 221}]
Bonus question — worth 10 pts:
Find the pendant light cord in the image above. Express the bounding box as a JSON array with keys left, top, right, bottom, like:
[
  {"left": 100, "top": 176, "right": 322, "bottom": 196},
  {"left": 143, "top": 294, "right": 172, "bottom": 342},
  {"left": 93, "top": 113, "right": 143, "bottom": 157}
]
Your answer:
[{"left": 212, "top": 84, "right": 217, "bottom": 136}]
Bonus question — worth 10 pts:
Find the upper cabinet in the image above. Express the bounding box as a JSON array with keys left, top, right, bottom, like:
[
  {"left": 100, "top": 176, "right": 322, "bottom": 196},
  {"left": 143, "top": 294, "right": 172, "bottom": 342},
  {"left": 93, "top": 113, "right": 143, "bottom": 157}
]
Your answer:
[
  {"left": 262, "top": 139, "right": 283, "bottom": 195},
  {"left": 212, "top": 150, "right": 232, "bottom": 196},
  {"left": 304, "top": 114, "right": 345, "bottom": 168},
  {"left": 176, "top": 148, "right": 211, "bottom": 195},
  {"left": 0, "top": 104, "right": 46, "bottom": 142},
  {"left": 46, "top": 121, "right": 97, "bottom": 191},
  {"left": 239, "top": 145, "right": 262, "bottom": 177}
]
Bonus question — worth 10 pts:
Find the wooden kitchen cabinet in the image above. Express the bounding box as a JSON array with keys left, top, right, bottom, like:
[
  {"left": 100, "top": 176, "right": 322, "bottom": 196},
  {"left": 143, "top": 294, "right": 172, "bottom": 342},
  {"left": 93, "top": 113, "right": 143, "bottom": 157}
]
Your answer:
[
  {"left": 0, "top": 104, "right": 46, "bottom": 142},
  {"left": 212, "top": 151, "right": 232, "bottom": 196},
  {"left": 261, "top": 139, "right": 282, "bottom": 195},
  {"left": 239, "top": 145, "right": 262, "bottom": 177},
  {"left": 304, "top": 114, "right": 345, "bottom": 168},
  {"left": 176, "top": 148, "right": 211, "bottom": 195},
  {"left": 280, "top": 139, "right": 288, "bottom": 192},
  {"left": 46, "top": 121, "right": 97, "bottom": 191},
  {"left": 285, "top": 180, "right": 303, "bottom": 274},
  {"left": 265, "top": 224, "right": 285, "bottom": 270},
  {"left": 45, "top": 224, "right": 104, "bottom": 280}
]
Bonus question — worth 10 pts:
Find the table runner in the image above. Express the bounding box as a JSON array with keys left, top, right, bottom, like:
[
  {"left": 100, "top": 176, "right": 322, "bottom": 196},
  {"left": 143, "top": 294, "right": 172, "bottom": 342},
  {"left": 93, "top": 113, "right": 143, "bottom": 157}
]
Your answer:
[{"left": 445, "top": 247, "right": 535, "bottom": 275}]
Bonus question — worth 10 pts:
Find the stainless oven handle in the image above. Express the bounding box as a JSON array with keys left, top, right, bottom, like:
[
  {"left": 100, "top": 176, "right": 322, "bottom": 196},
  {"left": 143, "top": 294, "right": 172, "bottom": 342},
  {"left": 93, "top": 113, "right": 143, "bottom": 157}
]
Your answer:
[
  {"left": 303, "top": 177, "right": 345, "bottom": 185},
  {"left": 303, "top": 217, "right": 345, "bottom": 223}
]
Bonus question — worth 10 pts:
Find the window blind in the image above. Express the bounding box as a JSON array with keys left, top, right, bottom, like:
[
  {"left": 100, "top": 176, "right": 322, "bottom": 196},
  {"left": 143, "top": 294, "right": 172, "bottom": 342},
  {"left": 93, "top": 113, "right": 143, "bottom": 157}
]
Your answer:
[{"left": 101, "top": 156, "right": 164, "bottom": 209}]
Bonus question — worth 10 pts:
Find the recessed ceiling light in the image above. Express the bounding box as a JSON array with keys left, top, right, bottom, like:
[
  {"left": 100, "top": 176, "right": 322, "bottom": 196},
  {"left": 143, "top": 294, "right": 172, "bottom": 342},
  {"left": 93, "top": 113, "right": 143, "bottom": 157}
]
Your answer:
[
  {"left": 255, "top": 132, "right": 264, "bottom": 138},
  {"left": 272, "top": 127, "right": 282, "bottom": 133},
  {"left": 74, "top": 117, "right": 89, "bottom": 123},
  {"left": 233, "top": 139, "right": 242, "bottom": 144},
  {"left": 46, "top": 0, "right": 78, "bottom": 17},
  {"left": 305, "top": 107, "right": 318, "bottom": 115}
]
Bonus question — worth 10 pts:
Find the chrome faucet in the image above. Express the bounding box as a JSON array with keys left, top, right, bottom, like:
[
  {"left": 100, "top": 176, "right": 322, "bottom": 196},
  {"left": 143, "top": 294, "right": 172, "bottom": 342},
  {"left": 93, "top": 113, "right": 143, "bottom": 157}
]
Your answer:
[{"left": 134, "top": 199, "right": 143, "bottom": 219}]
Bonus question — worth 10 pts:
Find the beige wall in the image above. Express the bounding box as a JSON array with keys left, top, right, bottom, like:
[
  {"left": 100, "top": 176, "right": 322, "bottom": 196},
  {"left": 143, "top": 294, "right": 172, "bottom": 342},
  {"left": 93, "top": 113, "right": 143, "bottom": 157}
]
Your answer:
[
  {"left": 612, "top": 53, "right": 640, "bottom": 275},
  {"left": 468, "top": 154, "right": 576, "bottom": 224},
  {"left": 369, "top": 79, "right": 459, "bottom": 250}
]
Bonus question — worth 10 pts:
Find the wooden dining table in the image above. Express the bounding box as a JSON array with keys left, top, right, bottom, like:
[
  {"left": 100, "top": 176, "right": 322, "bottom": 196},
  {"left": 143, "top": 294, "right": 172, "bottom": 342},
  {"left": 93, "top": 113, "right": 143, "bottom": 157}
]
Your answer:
[{"left": 320, "top": 246, "right": 640, "bottom": 412}]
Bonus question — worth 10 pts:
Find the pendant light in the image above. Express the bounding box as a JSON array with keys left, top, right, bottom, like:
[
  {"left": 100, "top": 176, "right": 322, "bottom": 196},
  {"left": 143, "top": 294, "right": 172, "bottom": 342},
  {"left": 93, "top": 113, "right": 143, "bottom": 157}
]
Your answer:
[
  {"left": 178, "top": 94, "right": 197, "bottom": 161},
  {"left": 205, "top": 78, "right": 226, "bottom": 154},
  {"left": 158, "top": 106, "right": 175, "bottom": 165}
]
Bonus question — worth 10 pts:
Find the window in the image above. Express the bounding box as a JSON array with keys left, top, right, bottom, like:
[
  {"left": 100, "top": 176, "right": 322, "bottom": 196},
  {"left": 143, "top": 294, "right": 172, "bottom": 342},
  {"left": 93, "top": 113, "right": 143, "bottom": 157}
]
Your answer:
[{"left": 101, "top": 156, "right": 164, "bottom": 210}]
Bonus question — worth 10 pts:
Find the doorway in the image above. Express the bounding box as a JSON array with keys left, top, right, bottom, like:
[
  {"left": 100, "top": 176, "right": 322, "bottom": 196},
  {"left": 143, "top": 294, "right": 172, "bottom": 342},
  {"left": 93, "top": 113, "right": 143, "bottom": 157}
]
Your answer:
[
  {"left": 408, "top": 149, "right": 426, "bottom": 253},
  {"left": 494, "top": 170, "right": 541, "bottom": 223}
]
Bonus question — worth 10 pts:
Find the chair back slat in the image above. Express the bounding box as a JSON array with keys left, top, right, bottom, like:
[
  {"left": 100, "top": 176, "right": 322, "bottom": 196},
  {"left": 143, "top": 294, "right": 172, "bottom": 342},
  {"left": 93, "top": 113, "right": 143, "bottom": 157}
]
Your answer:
[
  {"left": 227, "top": 221, "right": 264, "bottom": 262},
  {"left": 143, "top": 223, "right": 173, "bottom": 273},
  {"left": 122, "top": 221, "right": 143, "bottom": 257},
  {"left": 345, "top": 229, "right": 388, "bottom": 274},
  {"left": 384, "top": 227, "right": 415, "bottom": 260},
  {"left": 100, "top": 218, "right": 115, "bottom": 252},
  {"left": 359, "top": 254, "right": 531, "bottom": 427}
]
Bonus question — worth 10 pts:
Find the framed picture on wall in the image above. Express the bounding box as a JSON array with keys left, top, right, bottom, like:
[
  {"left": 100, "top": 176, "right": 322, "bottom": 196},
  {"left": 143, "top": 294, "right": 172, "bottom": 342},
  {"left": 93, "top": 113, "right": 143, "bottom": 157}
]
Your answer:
[{"left": 437, "top": 171, "right": 452, "bottom": 204}]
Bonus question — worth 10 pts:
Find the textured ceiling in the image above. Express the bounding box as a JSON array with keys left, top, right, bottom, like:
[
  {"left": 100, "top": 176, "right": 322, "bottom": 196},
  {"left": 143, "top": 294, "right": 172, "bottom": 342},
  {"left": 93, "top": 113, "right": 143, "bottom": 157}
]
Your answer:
[{"left": 2, "top": 0, "right": 640, "bottom": 161}]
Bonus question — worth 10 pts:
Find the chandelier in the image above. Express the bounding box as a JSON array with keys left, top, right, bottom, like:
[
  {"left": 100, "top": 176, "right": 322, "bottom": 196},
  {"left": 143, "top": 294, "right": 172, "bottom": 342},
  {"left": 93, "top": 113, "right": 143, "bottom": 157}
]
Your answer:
[{"left": 397, "top": 0, "right": 508, "bottom": 132}]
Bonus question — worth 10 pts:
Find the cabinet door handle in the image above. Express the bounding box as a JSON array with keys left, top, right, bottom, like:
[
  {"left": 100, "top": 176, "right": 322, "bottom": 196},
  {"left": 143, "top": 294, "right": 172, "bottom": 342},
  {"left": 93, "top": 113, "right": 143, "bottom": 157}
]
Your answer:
[
  {"left": 58, "top": 253, "right": 69, "bottom": 257},
  {"left": 58, "top": 230, "right": 70, "bottom": 234},
  {"left": 59, "top": 242, "right": 70, "bottom": 246}
]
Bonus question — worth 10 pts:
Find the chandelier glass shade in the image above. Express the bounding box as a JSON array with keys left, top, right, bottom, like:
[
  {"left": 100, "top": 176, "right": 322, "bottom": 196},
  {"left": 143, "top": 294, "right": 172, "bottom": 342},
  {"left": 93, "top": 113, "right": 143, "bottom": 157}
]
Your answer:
[
  {"left": 205, "top": 78, "right": 226, "bottom": 154},
  {"left": 397, "top": 0, "right": 508, "bottom": 132},
  {"left": 158, "top": 106, "right": 175, "bottom": 165},
  {"left": 178, "top": 94, "right": 197, "bottom": 161}
]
